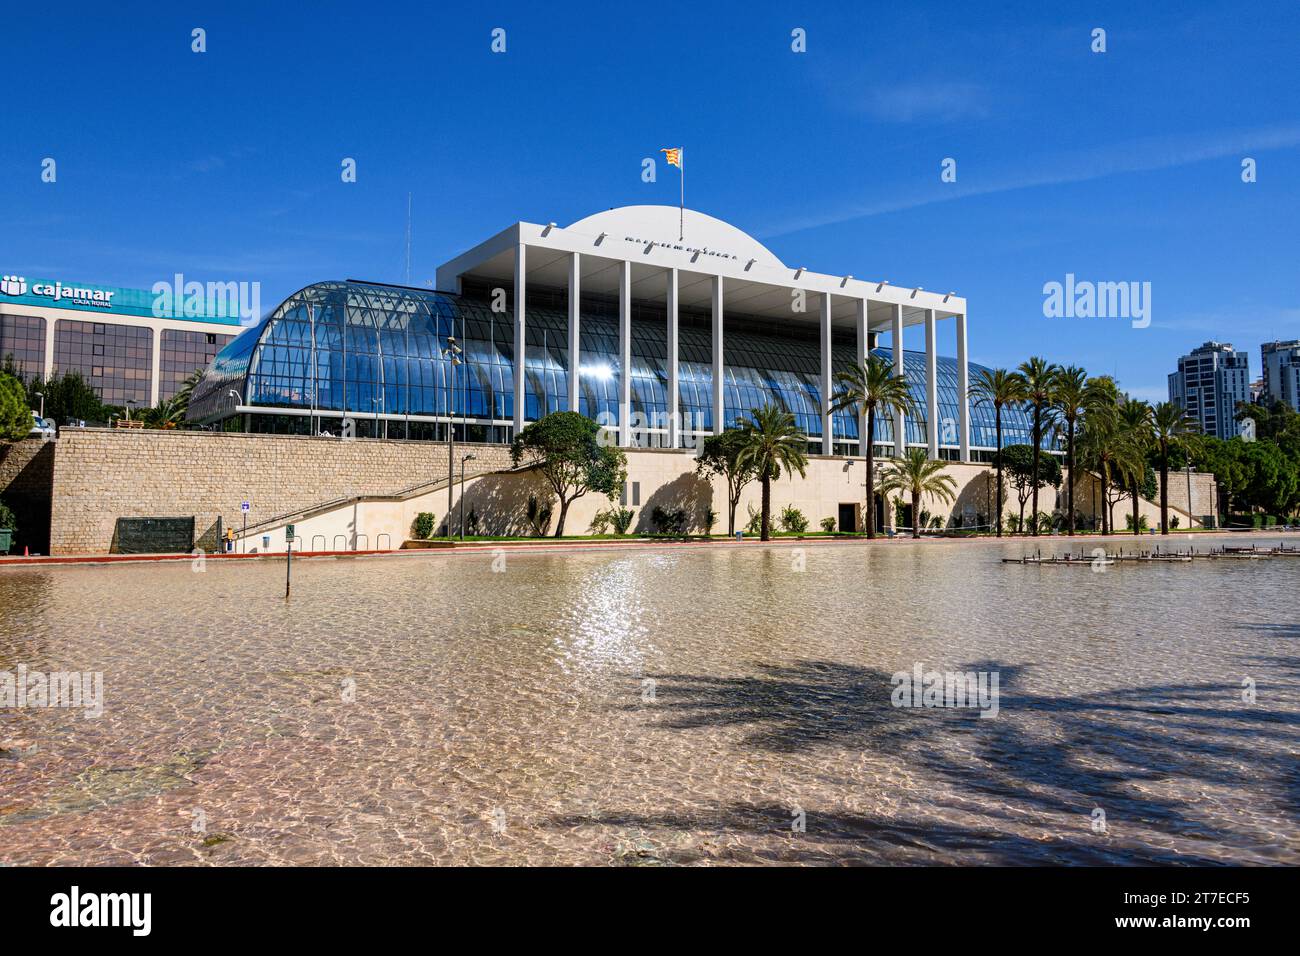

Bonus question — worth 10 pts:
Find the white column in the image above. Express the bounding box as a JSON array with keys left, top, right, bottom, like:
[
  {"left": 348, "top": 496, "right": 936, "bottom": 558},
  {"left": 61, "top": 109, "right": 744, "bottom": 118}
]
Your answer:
[
  {"left": 666, "top": 267, "right": 679, "bottom": 448},
  {"left": 891, "top": 304, "right": 905, "bottom": 456},
  {"left": 956, "top": 311, "right": 970, "bottom": 462},
  {"left": 820, "top": 292, "right": 833, "bottom": 455},
  {"left": 924, "top": 307, "right": 938, "bottom": 459},
  {"left": 618, "top": 261, "right": 632, "bottom": 447},
  {"left": 150, "top": 326, "right": 162, "bottom": 406},
  {"left": 711, "top": 275, "right": 724, "bottom": 435},
  {"left": 567, "top": 252, "right": 580, "bottom": 412},
  {"left": 44, "top": 317, "right": 57, "bottom": 379},
  {"left": 513, "top": 242, "right": 527, "bottom": 434},
  {"left": 855, "top": 299, "right": 869, "bottom": 456}
]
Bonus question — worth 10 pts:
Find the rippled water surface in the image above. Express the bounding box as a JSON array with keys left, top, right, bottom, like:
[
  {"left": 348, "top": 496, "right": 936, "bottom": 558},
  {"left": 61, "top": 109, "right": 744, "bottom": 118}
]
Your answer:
[{"left": 1, "top": 536, "right": 1297, "bottom": 865}]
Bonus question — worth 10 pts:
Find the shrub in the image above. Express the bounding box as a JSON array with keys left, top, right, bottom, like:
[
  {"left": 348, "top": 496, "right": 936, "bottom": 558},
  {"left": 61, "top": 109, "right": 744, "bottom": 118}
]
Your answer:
[
  {"left": 612, "top": 507, "right": 635, "bottom": 535},
  {"left": 778, "top": 504, "right": 808, "bottom": 533},
  {"left": 591, "top": 506, "right": 635, "bottom": 535},
  {"left": 1170, "top": 514, "right": 1180, "bottom": 529},
  {"left": 1124, "top": 513, "right": 1149, "bottom": 532},
  {"left": 745, "top": 505, "right": 762, "bottom": 535},
  {"left": 820, "top": 516, "right": 836, "bottom": 533},
  {"left": 412, "top": 512, "right": 435, "bottom": 539},
  {"left": 703, "top": 507, "right": 718, "bottom": 535},
  {"left": 0, "top": 499, "right": 16, "bottom": 535},
  {"left": 650, "top": 506, "right": 688, "bottom": 536},
  {"left": 466, "top": 509, "right": 480, "bottom": 536}
]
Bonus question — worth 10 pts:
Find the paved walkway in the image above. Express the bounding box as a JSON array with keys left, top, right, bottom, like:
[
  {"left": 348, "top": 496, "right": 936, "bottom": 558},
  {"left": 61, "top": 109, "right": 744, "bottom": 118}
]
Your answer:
[{"left": 0, "top": 529, "right": 1287, "bottom": 568}]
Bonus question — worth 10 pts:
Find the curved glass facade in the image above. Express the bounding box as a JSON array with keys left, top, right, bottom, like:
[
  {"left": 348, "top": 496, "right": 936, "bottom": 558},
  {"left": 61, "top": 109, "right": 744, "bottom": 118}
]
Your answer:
[{"left": 189, "top": 279, "right": 1039, "bottom": 451}]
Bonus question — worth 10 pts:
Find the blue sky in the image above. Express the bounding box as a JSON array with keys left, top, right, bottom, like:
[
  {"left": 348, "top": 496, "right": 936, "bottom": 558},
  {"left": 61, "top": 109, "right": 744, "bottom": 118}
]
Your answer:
[{"left": 2, "top": 0, "right": 1298, "bottom": 402}]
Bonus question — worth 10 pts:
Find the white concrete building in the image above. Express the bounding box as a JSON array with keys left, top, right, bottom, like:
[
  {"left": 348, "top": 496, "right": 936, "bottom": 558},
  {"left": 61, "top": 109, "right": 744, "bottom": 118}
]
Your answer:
[{"left": 435, "top": 206, "right": 973, "bottom": 459}]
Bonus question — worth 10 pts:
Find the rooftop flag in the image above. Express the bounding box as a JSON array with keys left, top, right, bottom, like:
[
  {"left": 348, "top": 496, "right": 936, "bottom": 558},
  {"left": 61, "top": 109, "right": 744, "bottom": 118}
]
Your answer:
[{"left": 660, "top": 147, "right": 685, "bottom": 239}]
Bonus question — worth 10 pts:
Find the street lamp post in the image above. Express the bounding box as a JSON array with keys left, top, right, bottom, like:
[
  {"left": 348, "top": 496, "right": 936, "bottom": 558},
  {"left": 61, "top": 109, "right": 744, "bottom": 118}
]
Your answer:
[
  {"left": 441, "top": 336, "right": 462, "bottom": 537},
  {"left": 125, "top": 399, "right": 137, "bottom": 422},
  {"left": 460, "top": 453, "right": 476, "bottom": 539},
  {"left": 228, "top": 389, "right": 244, "bottom": 433},
  {"left": 34, "top": 392, "right": 44, "bottom": 419}
]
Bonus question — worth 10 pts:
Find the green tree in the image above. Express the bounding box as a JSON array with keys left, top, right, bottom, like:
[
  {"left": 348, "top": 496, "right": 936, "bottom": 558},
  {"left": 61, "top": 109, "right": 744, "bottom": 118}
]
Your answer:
[
  {"left": 1237, "top": 439, "right": 1298, "bottom": 516},
  {"left": 969, "top": 367, "right": 1026, "bottom": 536},
  {"left": 1001, "top": 443, "right": 1062, "bottom": 531},
  {"left": 1151, "top": 402, "right": 1202, "bottom": 534},
  {"left": 735, "top": 403, "right": 808, "bottom": 541},
  {"left": 829, "top": 355, "right": 916, "bottom": 537},
  {"left": 24, "top": 369, "right": 107, "bottom": 424},
  {"left": 510, "top": 411, "right": 627, "bottom": 536},
  {"left": 1014, "top": 357, "right": 1061, "bottom": 535},
  {"left": 1116, "top": 396, "right": 1154, "bottom": 534},
  {"left": 695, "top": 429, "right": 760, "bottom": 536},
  {"left": 0, "top": 372, "right": 30, "bottom": 441},
  {"left": 1053, "top": 367, "right": 1115, "bottom": 535},
  {"left": 878, "top": 448, "right": 958, "bottom": 539}
]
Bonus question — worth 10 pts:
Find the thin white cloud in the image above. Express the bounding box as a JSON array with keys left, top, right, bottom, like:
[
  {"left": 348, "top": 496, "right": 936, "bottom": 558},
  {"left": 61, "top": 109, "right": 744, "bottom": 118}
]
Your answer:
[
  {"left": 760, "top": 122, "right": 1300, "bottom": 238},
  {"left": 860, "top": 81, "right": 991, "bottom": 124}
]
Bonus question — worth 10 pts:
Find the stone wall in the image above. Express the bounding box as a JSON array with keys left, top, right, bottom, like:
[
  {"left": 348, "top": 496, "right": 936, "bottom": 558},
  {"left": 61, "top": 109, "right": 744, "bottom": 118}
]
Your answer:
[
  {"left": 47, "top": 429, "right": 514, "bottom": 554},
  {"left": 0, "top": 438, "right": 55, "bottom": 553},
  {"left": 33, "top": 429, "right": 1219, "bottom": 555}
]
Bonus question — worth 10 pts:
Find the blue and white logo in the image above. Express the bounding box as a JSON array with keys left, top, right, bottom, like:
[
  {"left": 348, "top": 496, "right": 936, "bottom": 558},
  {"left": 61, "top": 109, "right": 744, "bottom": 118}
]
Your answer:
[{"left": 0, "top": 275, "right": 28, "bottom": 296}]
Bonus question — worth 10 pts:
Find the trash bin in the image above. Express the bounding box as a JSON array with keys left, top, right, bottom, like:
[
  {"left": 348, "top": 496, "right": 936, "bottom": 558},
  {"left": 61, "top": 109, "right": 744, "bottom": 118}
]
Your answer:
[{"left": 0, "top": 528, "right": 11, "bottom": 555}]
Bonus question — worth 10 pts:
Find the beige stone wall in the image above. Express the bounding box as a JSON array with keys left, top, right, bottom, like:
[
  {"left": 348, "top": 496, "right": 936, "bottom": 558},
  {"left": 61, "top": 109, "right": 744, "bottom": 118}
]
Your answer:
[
  {"left": 41, "top": 431, "right": 1218, "bottom": 554},
  {"left": 47, "top": 429, "right": 513, "bottom": 554},
  {"left": 453, "top": 451, "right": 1208, "bottom": 537}
]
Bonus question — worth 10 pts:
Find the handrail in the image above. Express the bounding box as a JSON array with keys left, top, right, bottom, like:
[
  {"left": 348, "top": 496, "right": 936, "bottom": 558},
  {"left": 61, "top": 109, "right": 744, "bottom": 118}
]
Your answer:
[{"left": 236, "top": 454, "right": 543, "bottom": 537}]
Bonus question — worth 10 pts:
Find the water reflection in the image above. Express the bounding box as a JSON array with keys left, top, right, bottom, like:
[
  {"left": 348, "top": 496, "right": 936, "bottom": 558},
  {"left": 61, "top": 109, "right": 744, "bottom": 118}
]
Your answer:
[{"left": 0, "top": 537, "right": 1296, "bottom": 865}]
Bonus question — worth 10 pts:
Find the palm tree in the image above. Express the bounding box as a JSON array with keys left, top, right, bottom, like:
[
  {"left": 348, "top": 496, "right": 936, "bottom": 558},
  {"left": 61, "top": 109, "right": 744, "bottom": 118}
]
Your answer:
[
  {"left": 969, "top": 367, "right": 1026, "bottom": 536},
  {"left": 829, "top": 355, "right": 915, "bottom": 537},
  {"left": 1052, "top": 366, "right": 1100, "bottom": 536},
  {"left": 1117, "top": 396, "right": 1153, "bottom": 534},
  {"left": 878, "top": 447, "right": 958, "bottom": 539},
  {"left": 1015, "top": 357, "right": 1061, "bottom": 535},
  {"left": 1151, "top": 401, "right": 1201, "bottom": 534},
  {"left": 735, "top": 403, "right": 809, "bottom": 541}
]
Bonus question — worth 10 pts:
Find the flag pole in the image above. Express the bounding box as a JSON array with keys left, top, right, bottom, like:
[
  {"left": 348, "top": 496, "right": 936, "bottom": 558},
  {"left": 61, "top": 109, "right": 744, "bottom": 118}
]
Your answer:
[{"left": 679, "top": 148, "right": 684, "bottom": 241}]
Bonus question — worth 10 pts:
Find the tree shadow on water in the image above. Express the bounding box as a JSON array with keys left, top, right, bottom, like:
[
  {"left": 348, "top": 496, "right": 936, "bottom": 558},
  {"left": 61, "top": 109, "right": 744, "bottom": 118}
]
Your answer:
[{"left": 601, "top": 655, "right": 1300, "bottom": 861}]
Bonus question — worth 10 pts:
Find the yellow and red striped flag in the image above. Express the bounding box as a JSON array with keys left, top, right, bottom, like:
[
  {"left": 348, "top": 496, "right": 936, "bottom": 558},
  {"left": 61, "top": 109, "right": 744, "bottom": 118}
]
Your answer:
[{"left": 660, "top": 147, "right": 682, "bottom": 168}]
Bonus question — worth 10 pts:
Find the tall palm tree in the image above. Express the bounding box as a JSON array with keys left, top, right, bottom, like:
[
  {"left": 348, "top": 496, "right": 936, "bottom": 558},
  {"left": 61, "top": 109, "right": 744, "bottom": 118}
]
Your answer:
[
  {"left": 1117, "top": 396, "right": 1154, "bottom": 534},
  {"left": 969, "top": 367, "right": 1025, "bottom": 537},
  {"left": 1015, "top": 357, "right": 1061, "bottom": 535},
  {"left": 829, "top": 355, "right": 915, "bottom": 537},
  {"left": 1077, "top": 411, "right": 1114, "bottom": 533},
  {"left": 1051, "top": 366, "right": 1100, "bottom": 536},
  {"left": 1151, "top": 401, "right": 1201, "bottom": 535},
  {"left": 878, "top": 447, "right": 959, "bottom": 539},
  {"left": 735, "top": 403, "right": 809, "bottom": 541}
]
